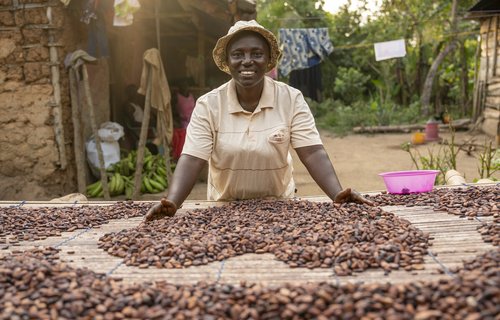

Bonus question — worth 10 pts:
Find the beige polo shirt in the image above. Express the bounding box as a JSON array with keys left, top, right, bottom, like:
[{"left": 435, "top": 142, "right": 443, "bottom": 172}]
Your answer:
[{"left": 182, "top": 76, "right": 323, "bottom": 201}]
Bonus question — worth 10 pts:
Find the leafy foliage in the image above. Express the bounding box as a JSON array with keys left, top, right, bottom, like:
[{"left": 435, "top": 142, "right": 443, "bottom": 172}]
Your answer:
[
  {"left": 334, "top": 67, "right": 370, "bottom": 105},
  {"left": 307, "top": 97, "right": 423, "bottom": 136}
]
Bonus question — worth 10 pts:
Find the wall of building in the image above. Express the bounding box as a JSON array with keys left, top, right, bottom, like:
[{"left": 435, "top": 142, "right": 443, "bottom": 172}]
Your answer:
[
  {"left": 0, "top": 0, "right": 78, "bottom": 200},
  {"left": 473, "top": 16, "right": 500, "bottom": 143}
]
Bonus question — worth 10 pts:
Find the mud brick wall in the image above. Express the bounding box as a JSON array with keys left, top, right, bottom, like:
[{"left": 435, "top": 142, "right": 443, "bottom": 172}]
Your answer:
[{"left": 0, "top": 0, "right": 80, "bottom": 200}]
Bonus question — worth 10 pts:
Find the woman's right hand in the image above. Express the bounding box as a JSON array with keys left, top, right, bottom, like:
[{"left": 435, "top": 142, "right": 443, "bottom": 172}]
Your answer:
[
  {"left": 144, "top": 198, "right": 177, "bottom": 222},
  {"left": 334, "top": 188, "right": 374, "bottom": 206}
]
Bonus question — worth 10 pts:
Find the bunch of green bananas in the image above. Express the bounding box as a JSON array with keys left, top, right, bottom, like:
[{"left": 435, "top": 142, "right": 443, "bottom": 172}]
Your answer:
[
  {"left": 86, "top": 180, "right": 104, "bottom": 198},
  {"left": 86, "top": 149, "right": 175, "bottom": 199},
  {"left": 109, "top": 172, "right": 126, "bottom": 196},
  {"left": 140, "top": 153, "right": 170, "bottom": 194},
  {"left": 85, "top": 172, "right": 129, "bottom": 198}
]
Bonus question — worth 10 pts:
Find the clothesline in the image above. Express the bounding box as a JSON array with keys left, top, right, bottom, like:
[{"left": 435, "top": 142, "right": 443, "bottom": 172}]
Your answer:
[
  {"left": 272, "top": 12, "right": 472, "bottom": 19},
  {"left": 277, "top": 26, "right": 479, "bottom": 77},
  {"left": 268, "top": 10, "right": 497, "bottom": 23},
  {"left": 270, "top": 15, "right": 480, "bottom": 31},
  {"left": 330, "top": 30, "right": 478, "bottom": 51}
]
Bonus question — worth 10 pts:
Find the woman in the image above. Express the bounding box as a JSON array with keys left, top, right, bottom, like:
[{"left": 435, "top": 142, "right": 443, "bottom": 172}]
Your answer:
[
  {"left": 146, "top": 20, "right": 372, "bottom": 221},
  {"left": 171, "top": 78, "right": 196, "bottom": 160}
]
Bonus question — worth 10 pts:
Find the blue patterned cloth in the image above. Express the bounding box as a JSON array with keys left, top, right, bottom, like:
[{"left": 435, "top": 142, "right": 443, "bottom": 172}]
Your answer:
[{"left": 278, "top": 28, "right": 333, "bottom": 77}]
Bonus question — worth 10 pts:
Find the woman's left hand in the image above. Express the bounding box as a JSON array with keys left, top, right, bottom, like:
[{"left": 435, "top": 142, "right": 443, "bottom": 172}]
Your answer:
[{"left": 334, "top": 188, "right": 374, "bottom": 206}]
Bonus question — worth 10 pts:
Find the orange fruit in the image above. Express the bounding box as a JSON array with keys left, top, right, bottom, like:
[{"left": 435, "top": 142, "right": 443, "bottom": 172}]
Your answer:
[{"left": 411, "top": 132, "right": 425, "bottom": 145}]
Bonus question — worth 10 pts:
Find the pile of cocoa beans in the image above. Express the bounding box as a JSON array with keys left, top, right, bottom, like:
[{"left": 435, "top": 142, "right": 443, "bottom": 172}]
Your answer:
[
  {"left": 0, "top": 247, "right": 498, "bottom": 319},
  {"left": 477, "top": 214, "right": 499, "bottom": 247},
  {"left": 369, "top": 185, "right": 499, "bottom": 218},
  {"left": 99, "top": 200, "right": 430, "bottom": 275},
  {"left": 0, "top": 202, "right": 149, "bottom": 244}
]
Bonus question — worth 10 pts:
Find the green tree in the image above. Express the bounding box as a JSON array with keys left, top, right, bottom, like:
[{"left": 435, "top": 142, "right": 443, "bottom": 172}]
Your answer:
[{"left": 257, "top": 0, "right": 327, "bottom": 32}]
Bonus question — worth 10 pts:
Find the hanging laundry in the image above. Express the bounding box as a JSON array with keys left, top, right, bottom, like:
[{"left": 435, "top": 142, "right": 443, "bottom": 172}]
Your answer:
[
  {"left": 138, "top": 48, "right": 174, "bottom": 144},
  {"left": 278, "top": 28, "right": 334, "bottom": 77},
  {"left": 374, "top": 39, "right": 406, "bottom": 61},
  {"left": 289, "top": 63, "right": 323, "bottom": 102},
  {"left": 113, "top": 0, "right": 141, "bottom": 27}
]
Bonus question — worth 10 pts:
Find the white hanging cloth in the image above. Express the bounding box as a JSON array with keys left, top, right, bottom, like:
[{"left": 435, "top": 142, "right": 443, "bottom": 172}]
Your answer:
[{"left": 374, "top": 39, "right": 406, "bottom": 61}]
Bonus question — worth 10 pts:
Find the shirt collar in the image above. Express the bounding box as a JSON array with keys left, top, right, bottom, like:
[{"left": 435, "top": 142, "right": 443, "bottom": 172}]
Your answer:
[{"left": 227, "top": 77, "right": 275, "bottom": 114}]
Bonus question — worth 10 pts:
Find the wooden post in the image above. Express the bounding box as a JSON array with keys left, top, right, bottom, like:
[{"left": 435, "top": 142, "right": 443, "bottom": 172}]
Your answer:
[
  {"left": 81, "top": 64, "right": 110, "bottom": 200},
  {"left": 473, "top": 80, "right": 484, "bottom": 124},
  {"left": 133, "top": 71, "right": 152, "bottom": 199},
  {"left": 472, "top": 33, "right": 482, "bottom": 122},
  {"left": 162, "top": 121, "right": 172, "bottom": 180},
  {"left": 481, "top": 18, "right": 493, "bottom": 121},
  {"left": 155, "top": 0, "right": 161, "bottom": 53},
  {"left": 47, "top": 7, "right": 67, "bottom": 169},
  {"left": 480, "top": 81, "right": 487, "bottom": 124},
  {"left": 493, "top": 16, "right": 498, "bottom": 77},
  {"left": 68, "top": 68, "right": 87, "bottom": 194},
  {"left": 154, "top": 0, "right": 169, "bottom": 182},
  {"left": 485, "top": 18, "right": 491, "bottom": 87}
]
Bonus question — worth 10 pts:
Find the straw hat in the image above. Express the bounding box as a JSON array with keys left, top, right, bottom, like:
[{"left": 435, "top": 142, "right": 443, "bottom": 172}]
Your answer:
[{"left": 213, "top": 20, "right": 281, "bottom": 74}]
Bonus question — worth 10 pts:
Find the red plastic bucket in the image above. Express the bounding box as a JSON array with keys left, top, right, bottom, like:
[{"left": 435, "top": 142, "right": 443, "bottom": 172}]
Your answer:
[{"left": 425, "top": 121, "right": 439, "bottom": 141}]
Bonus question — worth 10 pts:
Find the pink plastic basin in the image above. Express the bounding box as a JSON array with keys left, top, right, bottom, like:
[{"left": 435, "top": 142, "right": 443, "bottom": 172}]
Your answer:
[{"left": 378, "top": 170, "right": 440, "bottom": 194}]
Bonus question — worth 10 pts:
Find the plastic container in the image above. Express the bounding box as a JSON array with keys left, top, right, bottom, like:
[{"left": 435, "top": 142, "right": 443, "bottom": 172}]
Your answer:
[
  {"left": 445, "top": 170, "right": 466, "bottom": 186},
  {"left": 379, "top": 170, "right": 440, "bottom": 194},
  {"left": 425, "top": 119, "right": 440, "bottom": 141}
]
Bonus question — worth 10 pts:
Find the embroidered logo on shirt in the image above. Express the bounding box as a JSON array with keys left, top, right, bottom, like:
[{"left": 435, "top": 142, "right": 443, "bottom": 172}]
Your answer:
[{"left": 268, "top": 127, "right": 288, "bottom": 144}]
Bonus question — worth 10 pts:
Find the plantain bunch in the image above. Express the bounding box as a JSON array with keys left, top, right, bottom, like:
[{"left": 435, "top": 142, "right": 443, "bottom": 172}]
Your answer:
[{"left": 86, "top": 149, "right": 175, "bottom": 199}]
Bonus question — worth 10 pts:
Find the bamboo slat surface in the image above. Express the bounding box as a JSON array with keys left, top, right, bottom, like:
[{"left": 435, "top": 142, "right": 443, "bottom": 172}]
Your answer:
[{"left": 0, "top": 198, "right": 495, "bottom": 286}]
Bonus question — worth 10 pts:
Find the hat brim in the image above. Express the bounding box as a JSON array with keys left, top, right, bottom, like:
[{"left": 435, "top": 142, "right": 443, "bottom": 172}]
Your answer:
[{"left": 213, "top": 26, "right": 281, "bottom": 74}]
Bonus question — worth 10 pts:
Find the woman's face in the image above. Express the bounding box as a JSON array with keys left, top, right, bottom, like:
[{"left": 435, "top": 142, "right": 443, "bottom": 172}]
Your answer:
[{"left": 226, "top": 31, "right": 270, "bottom": 88}]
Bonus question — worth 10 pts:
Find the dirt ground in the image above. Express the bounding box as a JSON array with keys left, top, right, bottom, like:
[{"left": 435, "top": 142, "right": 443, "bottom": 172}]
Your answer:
[{"left": 184, "top": 129, "right": 498, "bottom": 200}]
